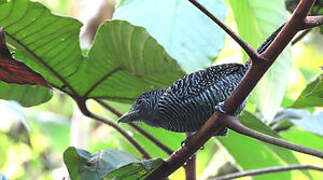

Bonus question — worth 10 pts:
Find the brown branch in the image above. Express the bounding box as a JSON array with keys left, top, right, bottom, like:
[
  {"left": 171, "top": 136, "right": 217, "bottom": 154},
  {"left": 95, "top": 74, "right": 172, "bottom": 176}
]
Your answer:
[
  {"left": 184, "top": 133, "right": 196, "bottom": 180},
  {"left": 146, "top": 113, "right": 226, "bottom": 180},
  {"left": 76, "top": 99, "right": 151, "bottom": 159},
  {"left": 211, "top": 164, "right": 323, "bottom": 180},
  {"left": 96, "top": 99, "right": 174, "bottom": 155},
  {"left": 223, "top": 116, "right": 323, "bottom": 158},
  {"left": 146, "top": 0, "right": 318, "bottom": 179},
  {"left": 187, "top": 0, "right": 261, "bottom": 61},
  {"left": 223, "top": 0, "right": 315, "bottom": 114},
  {"left": 299, "top": 15, "right": 323, "bottom": 30}
]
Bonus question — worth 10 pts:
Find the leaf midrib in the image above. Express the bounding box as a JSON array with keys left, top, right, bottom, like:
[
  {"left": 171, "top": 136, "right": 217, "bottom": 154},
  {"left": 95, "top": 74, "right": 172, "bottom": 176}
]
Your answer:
[{"left": 5, "top": 32, "right": 79, "bottom": 96}]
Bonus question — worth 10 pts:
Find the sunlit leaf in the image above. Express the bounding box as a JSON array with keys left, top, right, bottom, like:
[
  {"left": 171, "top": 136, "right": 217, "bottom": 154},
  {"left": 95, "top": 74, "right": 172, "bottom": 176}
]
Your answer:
[
  {"left": 290, "top": 74, "right": 323, "bottom": 108},
  {"left": 279, "top": 128, "right": 323, "bottom": 179},
  {"left": 228, "top": 0, "right": 292, "bottom": 122},
  {"left": 114, "top": 0, "right": 227, "bottom": 73},
  {"left": 217, "top": 132, "right": 291, "bottom": 180},
  {"left": 239, "top": 111, "right": 312, "bottom": 179}
]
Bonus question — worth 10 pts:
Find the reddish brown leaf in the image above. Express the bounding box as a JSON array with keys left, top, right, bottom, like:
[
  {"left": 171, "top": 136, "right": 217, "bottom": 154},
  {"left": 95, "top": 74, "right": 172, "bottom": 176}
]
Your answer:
[{"left": 0, "top": 28, "right": 50, "bottom": 87}]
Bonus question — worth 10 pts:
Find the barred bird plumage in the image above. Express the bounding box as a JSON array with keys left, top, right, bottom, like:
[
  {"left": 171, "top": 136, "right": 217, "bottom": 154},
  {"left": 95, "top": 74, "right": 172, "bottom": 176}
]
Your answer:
[{"left": 118, "top": 25, "right": 284, "bottom": 135}]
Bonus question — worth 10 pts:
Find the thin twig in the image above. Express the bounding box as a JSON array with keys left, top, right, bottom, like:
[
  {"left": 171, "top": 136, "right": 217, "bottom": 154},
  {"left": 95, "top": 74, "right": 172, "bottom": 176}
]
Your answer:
[
  {"left": 187, "top": 0, "right": 260, "bottom": 61},
  {"left": 222, "top": 116, "right": 323, "bottom": 158},
  {"left": 291, "top": 29, "right": 312, "bottom": 45},
  {"left": 184, "top": 133, "right": 196, "bottom": 180},
  {"left": 76, "top": 99, "right": 151, "bottom": 159},
  {"left": 211, "top": 164, "right": 323, "bottom": 180},
  {"left": 96, "top": 99, "right": 174, "bottom": 155},
  {"left": 299, "top": 15, "right": 323, "bottom": 30}
]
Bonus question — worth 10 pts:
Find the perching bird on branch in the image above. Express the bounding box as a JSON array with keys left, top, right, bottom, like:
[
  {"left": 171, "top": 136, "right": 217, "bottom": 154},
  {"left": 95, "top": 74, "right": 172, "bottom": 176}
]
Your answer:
[{"left": 118, "top": 25, "right": 284, "bottom": 135}]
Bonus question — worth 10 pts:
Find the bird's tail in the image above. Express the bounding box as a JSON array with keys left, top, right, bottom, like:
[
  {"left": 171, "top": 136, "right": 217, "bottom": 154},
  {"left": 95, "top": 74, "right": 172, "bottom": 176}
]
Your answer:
[{"left": 245, "top": 24, "right": 285, "bottom": 68}]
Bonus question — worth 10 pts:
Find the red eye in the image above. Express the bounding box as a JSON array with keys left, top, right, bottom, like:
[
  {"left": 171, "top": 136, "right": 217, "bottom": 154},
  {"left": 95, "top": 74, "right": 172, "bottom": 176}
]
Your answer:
[{"left": 137, "top": 99, "right": 143, "bottom": 105}]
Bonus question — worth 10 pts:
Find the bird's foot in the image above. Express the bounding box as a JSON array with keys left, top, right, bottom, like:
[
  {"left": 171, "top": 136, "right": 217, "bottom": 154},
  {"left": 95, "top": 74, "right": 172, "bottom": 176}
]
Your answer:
[
  {"left": 181, "top": 138, "right": 189, "bottom": 147},
  {"left": 215, "top": 104, "right": 227, "bottom": 114}
]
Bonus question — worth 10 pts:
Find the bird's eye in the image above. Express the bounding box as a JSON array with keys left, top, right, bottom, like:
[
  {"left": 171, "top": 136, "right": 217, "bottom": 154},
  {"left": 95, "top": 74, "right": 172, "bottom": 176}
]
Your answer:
[{"left": 137, "top": 99, "right": 143, "bottom": 105}]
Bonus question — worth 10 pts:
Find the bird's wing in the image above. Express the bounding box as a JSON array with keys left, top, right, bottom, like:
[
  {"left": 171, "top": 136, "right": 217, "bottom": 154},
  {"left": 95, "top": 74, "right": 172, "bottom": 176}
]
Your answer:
[{"left": 165, "top": 63, "right": 247, "bottom": 100}]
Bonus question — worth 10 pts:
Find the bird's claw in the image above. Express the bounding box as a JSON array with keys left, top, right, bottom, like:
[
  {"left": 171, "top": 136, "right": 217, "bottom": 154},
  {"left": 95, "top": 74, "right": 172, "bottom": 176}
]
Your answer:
[
  {"left": 215, "top": 104, "right": 227, "bottom": 114},
  {"left": 181, "top": 138, "right": 188, "bottom": 147}
]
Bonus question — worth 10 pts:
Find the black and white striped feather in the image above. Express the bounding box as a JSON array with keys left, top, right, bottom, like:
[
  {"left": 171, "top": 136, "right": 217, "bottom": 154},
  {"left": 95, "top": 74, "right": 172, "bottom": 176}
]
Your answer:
[{"left": 156, "top": 63, "right": 248, "bottom": 132}]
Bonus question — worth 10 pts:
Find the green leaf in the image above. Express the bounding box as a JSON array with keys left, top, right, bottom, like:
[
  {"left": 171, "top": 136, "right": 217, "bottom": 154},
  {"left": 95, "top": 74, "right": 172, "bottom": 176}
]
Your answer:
[
  {"left": 279, "top": 128, "right": 323, "bottom": 179},
  {"left": 239, "top": 111, "right": 312, "bottom": 179},
  {"left": 217, "top": 131, "right": 291, "bottom": 180},
  {"left": 114, "top": 0, "right": 227, "bottom": 73},
  {"left": 290, "top": 74, "right": 323, "bottom": 108},
  {"left": 228, "top": 0, "right": 292, "bottom": 122},
  {"left": 280, "top": 129, "right": 323, "bottom": 150},
  {"left": 63, "top": 147, "right": 164, "bottom": 180},
  {"left": 84, "top": 20, "right": 185, "bottom": 101},
  {"left": 0, "top": 82, "right": 52, "bottom": 107},
  {"left": 0, "top": 0, "right": 184, "bottom": 103},
  {"left": 0, "top": 0, "right": 83, "bottom": 89}
]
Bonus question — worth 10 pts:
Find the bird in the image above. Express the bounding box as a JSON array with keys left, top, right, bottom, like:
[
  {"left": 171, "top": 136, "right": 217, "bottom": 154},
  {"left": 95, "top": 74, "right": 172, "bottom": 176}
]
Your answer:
[{"left": 118, "top": 25, "right": 284, "bottom": 135}]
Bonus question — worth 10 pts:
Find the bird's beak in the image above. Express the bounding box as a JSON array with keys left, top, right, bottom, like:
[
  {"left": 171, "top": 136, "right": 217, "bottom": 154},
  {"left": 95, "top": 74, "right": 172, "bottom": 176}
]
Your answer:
[{"left": 118, "top": 110, "right": 140, "bottom": 123}]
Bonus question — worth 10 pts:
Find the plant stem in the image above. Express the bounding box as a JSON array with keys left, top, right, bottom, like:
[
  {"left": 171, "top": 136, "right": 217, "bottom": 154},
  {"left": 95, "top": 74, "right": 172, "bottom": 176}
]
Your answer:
[
  {"left": 96, "top": 99, "right": 174, "bottom": 155},
  {"left": 222, "top": 116, "right": 323, "bottom": 158},
  {"left": 76, "top": 99, "right": 151, "bottom": 159},
  {"left": 299, "top": 15, "right": 323, "bottom": 30},
  {"left": 184, "top": 133, "right": 196, "bottom": 180},
  {"left": 211, "top": 164, "right": 323, "bottom": 180}
]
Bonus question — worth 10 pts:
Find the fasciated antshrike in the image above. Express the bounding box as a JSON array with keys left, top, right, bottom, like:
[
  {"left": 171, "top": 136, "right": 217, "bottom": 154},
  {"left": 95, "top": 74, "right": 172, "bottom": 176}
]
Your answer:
[{"left": 118, "top": 25, "right": 284, "bottom": 135}]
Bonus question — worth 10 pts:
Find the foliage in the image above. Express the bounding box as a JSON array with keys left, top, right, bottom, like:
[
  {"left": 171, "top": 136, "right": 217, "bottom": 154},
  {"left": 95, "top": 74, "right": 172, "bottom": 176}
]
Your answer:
[
  {"left": 64, "top": 147, "right": 163, "bottom": 180},
  {"left": 0, "top": 0, "right": 322, "bottom": 180}
]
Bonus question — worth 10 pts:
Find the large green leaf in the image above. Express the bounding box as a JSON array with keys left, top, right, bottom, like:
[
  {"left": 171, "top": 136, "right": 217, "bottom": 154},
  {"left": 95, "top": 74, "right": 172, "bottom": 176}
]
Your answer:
[
  {"left": 63, "top": 147, "right": 163, "bottom": 180},
  {"left": 290, "top": 74, "right": 323, "bottom": 108},
  {"left": 228, "top": 0, "right": 292, "bottom": 122},
  {"left": 279, "top": 129, "right": 323, "bottom": 179},
  {"left": 0, "top": 82, "right": 52, "bottom": 107},
  {"left": 0, "top": 0, "right": 185, "bottom": 103},
  {"left": 114, "top": 0, "right": 227, "bottom": 73},
  {"left": 217, "top": 131, "right": 291, "bottom": 180},
  {"left": 239, "top": 111, "right": 312, "bottom": 179},
  {"left": 83, "top": 21, "right": 185, "bottom": 100}
]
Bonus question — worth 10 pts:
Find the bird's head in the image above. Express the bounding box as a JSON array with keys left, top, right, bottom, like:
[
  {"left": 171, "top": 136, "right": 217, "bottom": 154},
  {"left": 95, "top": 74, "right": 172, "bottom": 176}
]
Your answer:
[{"left": 118, "top": 89, "right": 164, "bottom": 126}]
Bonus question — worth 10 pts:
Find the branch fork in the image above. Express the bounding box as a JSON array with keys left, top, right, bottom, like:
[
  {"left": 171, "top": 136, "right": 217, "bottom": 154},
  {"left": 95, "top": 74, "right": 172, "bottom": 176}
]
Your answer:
[{"left": 146, "top": 0, "right": 323, "bottom": 179}]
